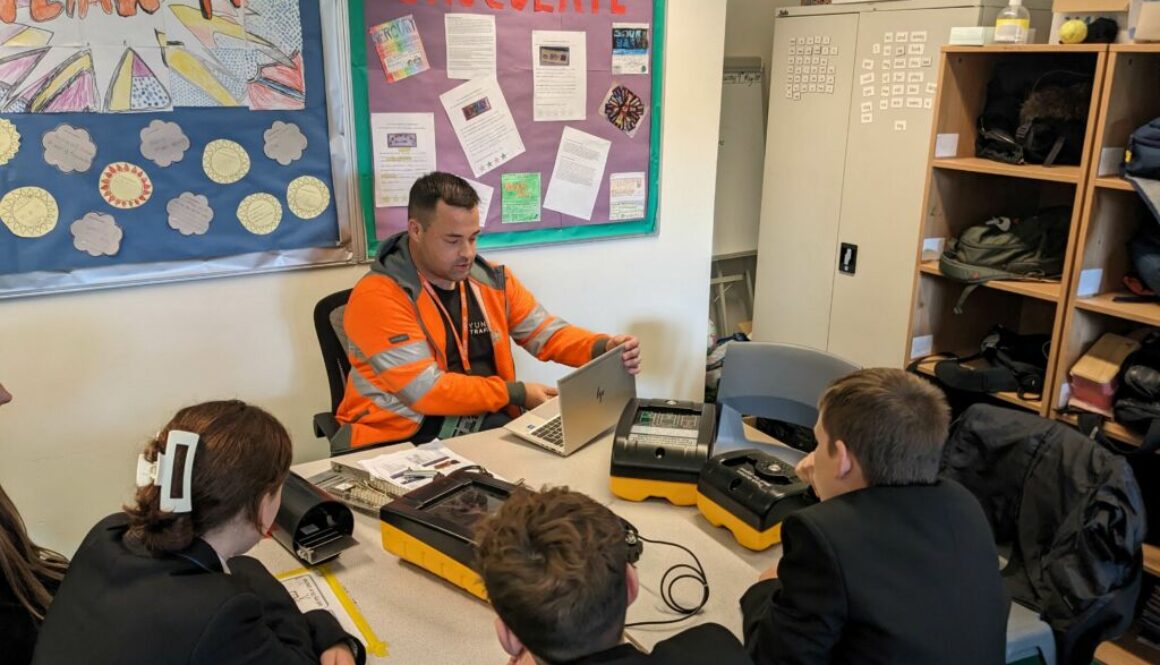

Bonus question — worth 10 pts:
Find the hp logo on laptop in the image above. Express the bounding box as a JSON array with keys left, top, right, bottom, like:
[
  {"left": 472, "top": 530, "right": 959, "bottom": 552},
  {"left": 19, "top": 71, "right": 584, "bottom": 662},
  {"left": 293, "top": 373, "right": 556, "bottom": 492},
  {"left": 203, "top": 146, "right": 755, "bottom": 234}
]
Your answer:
[{"left": 596, "top": 387, "right": 605, "bottom": 403}]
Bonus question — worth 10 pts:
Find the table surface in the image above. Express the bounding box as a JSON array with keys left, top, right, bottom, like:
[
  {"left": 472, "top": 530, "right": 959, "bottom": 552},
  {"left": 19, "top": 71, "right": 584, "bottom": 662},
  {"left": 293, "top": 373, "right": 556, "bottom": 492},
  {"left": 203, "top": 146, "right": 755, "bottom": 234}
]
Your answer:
[{"left": 253, "top": 427, "right": 788, "bottom": 664}]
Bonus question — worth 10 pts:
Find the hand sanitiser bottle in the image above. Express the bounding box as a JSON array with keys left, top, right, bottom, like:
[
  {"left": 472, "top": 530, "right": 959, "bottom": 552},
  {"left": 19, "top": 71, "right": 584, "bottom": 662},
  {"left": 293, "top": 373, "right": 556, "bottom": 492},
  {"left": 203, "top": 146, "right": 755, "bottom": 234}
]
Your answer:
[{"left": 995, "top": 0, "right": 1031, "bottom": 43}]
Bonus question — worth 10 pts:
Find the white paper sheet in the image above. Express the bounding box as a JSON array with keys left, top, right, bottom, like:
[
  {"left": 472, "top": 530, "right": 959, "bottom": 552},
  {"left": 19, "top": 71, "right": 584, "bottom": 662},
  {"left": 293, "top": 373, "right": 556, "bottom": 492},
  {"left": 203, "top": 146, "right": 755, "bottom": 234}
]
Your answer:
[
  {"left": 445, "top": 13, "right": 496, "bottom": 80},
  {"left": 532, "top": 30, "right": 586, "bottom": 122},
  {"left": 279, "top": 570, "right": 363, "bottom": 644},
  {"left": 464, "top": 178, "right": 495, "bottom": 227},
  {"left": 358, "top": 443, "right": 476, "bottom": 494},
  {"left": 370, "top": 112, "right": 437, "bottom": 208},
  {"left": 439, "top": 76, "right": 525, "bottom": 178},
  {"left": 543, "top": 127, "right": 610, "bottom": 221},
  {"left": 609, "top": 172, "right": 646, "bottom": 221}
]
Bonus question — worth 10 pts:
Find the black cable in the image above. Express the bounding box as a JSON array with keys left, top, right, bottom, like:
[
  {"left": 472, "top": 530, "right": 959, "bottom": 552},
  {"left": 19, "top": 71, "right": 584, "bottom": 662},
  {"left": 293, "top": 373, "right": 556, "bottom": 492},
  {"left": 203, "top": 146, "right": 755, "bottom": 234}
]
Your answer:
[{"left": 624, "top": 534, "right": 710, "bottom": 628}]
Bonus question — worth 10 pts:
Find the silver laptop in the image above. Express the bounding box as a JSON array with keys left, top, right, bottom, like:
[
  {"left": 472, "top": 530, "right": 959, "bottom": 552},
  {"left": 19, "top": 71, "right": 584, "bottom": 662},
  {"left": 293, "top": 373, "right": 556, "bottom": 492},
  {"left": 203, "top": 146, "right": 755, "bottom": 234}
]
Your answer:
[{"left": 504, "top": 345, "right": 637, "bottom": 456}]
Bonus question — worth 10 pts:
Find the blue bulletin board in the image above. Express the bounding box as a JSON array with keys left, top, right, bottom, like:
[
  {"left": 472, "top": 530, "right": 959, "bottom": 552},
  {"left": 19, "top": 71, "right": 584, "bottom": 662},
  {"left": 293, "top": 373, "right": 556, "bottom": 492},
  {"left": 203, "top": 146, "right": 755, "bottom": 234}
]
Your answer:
[{"left": 0, "top": 0, "right": 358, "bottom": 299}]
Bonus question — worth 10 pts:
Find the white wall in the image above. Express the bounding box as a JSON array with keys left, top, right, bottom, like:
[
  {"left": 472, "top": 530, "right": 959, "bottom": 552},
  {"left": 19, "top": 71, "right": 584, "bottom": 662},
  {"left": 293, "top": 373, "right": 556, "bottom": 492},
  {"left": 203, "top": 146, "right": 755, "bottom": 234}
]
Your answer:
[
  {"left": 724, "top": 0, "right": 798, "bottom": 113},
  {"left": 0, "top": 0, "right": 728, "bottom": 555}
]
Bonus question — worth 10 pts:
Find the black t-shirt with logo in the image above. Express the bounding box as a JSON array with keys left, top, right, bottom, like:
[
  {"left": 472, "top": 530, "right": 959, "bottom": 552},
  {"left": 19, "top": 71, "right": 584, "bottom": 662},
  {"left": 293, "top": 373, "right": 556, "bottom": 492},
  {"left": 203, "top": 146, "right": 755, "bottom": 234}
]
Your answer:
[
  {"left": 413, "top": 281, "right": 502, "bottom": 442},
  {"left": 432, "top": 282, "right": 497, "bottom": 376}
]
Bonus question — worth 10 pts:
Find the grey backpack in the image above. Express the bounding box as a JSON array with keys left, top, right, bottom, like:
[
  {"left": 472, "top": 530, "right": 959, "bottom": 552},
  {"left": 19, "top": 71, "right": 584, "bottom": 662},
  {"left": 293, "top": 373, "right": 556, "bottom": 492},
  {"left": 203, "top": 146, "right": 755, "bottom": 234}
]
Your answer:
[{"left": 939, "top": 207, "right": 1071, "bottom": 313}]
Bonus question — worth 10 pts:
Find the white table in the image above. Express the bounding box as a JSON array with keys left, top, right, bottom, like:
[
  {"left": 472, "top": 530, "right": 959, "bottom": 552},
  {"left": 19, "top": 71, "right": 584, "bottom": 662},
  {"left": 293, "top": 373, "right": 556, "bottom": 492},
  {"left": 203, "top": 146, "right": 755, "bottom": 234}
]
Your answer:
[{"left": 254, "top": 428, "right": 786, "bottom": 664}]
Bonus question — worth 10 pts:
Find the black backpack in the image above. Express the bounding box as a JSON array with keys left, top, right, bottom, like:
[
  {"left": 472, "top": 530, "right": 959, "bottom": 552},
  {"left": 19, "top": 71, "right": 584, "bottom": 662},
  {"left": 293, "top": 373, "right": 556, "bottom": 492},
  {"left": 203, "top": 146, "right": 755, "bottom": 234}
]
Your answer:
[
  {"left": 908, "top": 325, "right": 1051, "bottom": 400},
  {"left": 977, "top": 62, "right": 1093, "bottom": 167},
  {"left": 1111, "top": 331, "right": 1160, "bottom": 455},
  {"left": 1124, "top": 116, "right": 1160, "bottom": 180},
  {"left": 1123, "top": 117, "right": 1160, "bottom": 224},
  {"left": 939, "top": 207, "right": 1071, "bottom": 313}
]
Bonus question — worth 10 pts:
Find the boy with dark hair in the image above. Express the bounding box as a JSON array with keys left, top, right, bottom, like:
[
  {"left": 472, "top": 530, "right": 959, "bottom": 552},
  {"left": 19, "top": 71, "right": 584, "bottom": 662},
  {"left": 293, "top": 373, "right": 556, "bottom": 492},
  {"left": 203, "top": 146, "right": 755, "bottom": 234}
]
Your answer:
[
  {"left": 476, "top": 487, "right": 752, "bottom": 665},
  {"left": 741, "top": 368, "right": 1007, "bottom": 665}
]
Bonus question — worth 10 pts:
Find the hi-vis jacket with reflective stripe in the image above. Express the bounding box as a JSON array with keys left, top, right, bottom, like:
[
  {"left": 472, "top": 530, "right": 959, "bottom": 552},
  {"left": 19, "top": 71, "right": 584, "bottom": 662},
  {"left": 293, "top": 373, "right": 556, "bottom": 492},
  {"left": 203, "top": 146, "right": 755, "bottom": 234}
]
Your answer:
[{"left": 335, "top": 232, "right": 609, "bottom": 449}]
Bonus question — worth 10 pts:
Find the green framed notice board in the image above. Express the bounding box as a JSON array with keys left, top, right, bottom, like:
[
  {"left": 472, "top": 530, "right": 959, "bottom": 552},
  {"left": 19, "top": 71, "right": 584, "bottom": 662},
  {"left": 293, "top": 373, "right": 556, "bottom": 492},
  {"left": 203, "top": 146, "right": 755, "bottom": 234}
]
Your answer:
[{"left": 349, "top": 0, "right": 665, "bottom": 257}]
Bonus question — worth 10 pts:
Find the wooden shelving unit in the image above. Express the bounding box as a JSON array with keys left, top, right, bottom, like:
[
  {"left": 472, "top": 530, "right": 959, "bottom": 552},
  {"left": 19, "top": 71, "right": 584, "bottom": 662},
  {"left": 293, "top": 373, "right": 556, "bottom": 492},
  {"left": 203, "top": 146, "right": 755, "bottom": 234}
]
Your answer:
[
  {"left": 1146, "top": 544, "right": 1160, "bottom": 578},
  {"left": 904, "top": 44, "right": 1160, "bottom": 665},
  {"left": 930, "top": 157, "right": 1083, "bottom": 183},
  {"left": 918, "top": 262, "right": 1061, "bottom": 302},
  {"left": 1054, "top": 44, "right": 1160, "bottom": 440},
  {"left": 1096, "top": 641, "right": 1153, "bottom": 665},
  {"left": 1094, "top": 176, "right": 1136, "bottom": 191},
  {"left": 1073, "top": 293, "right": 1160, "bottom": 328},
  {"left": 1044, "top": 45, "right": 1160, "bottom": 665},
  {"left": 1058, "top": 412, "right": 1143, "bottom": 447},
  {"left": 905, "top": 46, "right": 1108, "bottom": 419},
  {"left": 906, "top": 44, "right": 1160, "bottom": 665}
]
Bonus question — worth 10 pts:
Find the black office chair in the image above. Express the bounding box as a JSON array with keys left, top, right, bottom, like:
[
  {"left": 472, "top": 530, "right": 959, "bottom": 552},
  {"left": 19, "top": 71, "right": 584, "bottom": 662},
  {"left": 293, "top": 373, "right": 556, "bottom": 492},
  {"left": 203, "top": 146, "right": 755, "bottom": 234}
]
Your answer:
[{"left": 312, "top": 289, "right": 353, "bottom": 441}]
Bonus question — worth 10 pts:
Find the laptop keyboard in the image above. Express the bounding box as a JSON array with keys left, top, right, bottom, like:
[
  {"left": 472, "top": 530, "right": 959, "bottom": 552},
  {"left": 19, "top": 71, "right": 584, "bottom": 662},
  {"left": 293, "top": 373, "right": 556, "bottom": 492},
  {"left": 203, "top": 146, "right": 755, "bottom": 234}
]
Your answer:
[{"left": 531, "top": 415, "right": 565, "bottom": 448}]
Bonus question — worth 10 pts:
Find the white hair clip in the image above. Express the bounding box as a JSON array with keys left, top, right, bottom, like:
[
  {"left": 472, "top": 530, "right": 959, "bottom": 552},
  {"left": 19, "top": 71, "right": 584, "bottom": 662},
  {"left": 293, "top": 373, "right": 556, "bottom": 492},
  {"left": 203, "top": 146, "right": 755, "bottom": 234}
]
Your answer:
[
  {"left": 135, "top": 430, "right": 200, "bottom": 514},
  {"left": 135, "top": 454, "right": 158, "bottom": 488}
]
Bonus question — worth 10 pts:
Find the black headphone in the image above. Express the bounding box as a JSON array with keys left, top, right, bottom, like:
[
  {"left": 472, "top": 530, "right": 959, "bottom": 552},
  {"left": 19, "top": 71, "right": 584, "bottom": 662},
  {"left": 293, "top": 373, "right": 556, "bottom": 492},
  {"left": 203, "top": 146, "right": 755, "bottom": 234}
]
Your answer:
[{"left": 621, "top": 518, "right": 643, "bottom": 564}]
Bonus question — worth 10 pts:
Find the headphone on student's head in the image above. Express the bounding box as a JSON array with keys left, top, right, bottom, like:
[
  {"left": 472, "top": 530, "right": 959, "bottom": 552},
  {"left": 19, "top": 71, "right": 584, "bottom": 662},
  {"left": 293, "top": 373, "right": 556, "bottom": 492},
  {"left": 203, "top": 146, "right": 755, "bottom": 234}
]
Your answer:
[
  {"left": 619, "top": 517, "right": 711, "bottom": 628},
  {"left": 621, "top": 518, "right": 643, "bottom": 564}
]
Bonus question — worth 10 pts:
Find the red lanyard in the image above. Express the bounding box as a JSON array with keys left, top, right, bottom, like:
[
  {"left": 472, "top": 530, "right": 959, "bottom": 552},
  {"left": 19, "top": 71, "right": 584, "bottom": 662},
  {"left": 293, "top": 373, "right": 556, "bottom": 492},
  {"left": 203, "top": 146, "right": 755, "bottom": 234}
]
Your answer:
[{"left": 420, "top": 276, "right": 472, "bottom": 372}]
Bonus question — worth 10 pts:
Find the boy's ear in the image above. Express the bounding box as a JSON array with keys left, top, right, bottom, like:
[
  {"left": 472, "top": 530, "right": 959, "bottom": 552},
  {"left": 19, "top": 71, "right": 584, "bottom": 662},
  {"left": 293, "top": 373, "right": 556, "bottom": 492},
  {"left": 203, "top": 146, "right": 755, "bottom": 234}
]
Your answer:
[
  {"left": 834, "top": 439, "right": 854, "bottom": 478},
  {"left": 495, "top": 617, "right": 526, "bottom": 659},
  {"left": 626, "top": 563, "right": 640, "bottom": 607}
]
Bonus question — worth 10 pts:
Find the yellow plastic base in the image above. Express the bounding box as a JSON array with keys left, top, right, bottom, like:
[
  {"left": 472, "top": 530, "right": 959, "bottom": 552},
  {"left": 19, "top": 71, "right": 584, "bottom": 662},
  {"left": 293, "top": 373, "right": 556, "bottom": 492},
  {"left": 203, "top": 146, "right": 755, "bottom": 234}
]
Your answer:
[
  {"left": 610, "top": 476, "right": 698, "bottom": 506},
  {"left": 695, "top": 492, "right": 783, "bottom": 551},
  {"left": 380, "top": 522, "right": 488, "bottom": 600}
]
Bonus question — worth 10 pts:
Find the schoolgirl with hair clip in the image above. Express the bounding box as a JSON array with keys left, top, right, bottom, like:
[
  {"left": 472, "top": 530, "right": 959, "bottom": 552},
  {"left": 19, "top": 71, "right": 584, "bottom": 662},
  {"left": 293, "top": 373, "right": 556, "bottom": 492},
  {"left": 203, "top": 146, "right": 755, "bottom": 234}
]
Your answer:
[{"left": 32, "top": 400, "right": 365, "bottom": 665}]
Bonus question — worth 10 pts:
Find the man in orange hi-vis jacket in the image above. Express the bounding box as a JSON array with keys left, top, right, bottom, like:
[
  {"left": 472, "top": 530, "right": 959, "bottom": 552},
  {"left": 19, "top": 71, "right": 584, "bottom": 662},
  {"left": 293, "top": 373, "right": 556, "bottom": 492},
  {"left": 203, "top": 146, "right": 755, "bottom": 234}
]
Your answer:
[{"left": 333, "top": 172, "right": 641, "bottom": 451}]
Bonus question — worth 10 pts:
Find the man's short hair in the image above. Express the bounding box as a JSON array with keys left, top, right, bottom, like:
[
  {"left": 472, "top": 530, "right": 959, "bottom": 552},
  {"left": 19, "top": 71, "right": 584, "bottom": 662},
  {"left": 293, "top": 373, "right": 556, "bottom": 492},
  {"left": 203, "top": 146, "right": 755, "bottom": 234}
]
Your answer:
[
  {"left": 475, "top": 487, "right": 629, "bottom": 663},
  {"left": 820, "top": 368, "right": 950, "bottom": 486},
  {"left": 408, "top": 172, "right": 480, "bottom": 228}
]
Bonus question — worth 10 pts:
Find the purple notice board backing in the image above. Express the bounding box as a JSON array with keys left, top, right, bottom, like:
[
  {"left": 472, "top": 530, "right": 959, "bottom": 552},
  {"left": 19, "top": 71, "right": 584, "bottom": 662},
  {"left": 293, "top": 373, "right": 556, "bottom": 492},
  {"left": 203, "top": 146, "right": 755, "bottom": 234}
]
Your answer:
[{"left": 349, "top": 0, "right": 664, "bottom": 256}]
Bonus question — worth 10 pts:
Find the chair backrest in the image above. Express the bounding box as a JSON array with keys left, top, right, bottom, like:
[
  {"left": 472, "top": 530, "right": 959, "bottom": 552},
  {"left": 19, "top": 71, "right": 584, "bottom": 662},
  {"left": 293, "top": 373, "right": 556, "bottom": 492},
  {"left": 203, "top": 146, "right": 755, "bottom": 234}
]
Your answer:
[
  {"left": 718, "top": 342, "right": 860, "bottom": 428},
  {"left": 313, "top": 289, "right": 353, "bottom": 414}
]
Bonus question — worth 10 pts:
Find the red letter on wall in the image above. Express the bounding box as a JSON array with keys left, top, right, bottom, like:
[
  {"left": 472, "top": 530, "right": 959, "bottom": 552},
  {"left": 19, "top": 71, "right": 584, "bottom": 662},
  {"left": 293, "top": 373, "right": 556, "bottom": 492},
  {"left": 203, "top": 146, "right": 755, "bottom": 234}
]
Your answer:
[
  {"left": 533, "top": 0, "right": 553, "bottom": 11},
  {"left": 485, "top": 0, "right": 503, "bottom": 7},
  {"left": 116, "top": 0, "right": 160, "bottom": 16},
  {"left": 611, "top": 0, "right": 626, "bottom": 14},
  {"left": 510, "top": 0, "right": 529, "bottom": 8},
  {"left": 70, "top": 0, "right": 111, "bottom": 19},
  {"left": 199, "top": 0, "right": 241, "bottom": 18},
  {"left": 0, "top": 0, "right": 14, "bottom": 23},
  {"left": 30, "top": 0, "right": 64, "bottom": 21}
]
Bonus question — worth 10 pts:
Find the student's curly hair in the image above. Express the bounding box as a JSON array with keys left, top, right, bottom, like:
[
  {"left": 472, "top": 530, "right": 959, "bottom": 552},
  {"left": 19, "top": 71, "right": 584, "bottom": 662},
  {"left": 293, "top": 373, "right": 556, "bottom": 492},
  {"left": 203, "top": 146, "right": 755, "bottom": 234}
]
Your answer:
[
  {"left": 475, "top": 487, "right": 630, "bottom": 663},
  {"left": 124, "top": 400, "right": 291, "bottom": 554}
]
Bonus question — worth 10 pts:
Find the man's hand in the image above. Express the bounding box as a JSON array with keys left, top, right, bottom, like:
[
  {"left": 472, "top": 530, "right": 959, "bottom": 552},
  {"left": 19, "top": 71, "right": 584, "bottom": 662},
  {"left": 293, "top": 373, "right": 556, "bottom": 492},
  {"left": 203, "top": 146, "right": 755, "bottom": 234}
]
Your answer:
[
  {"left": 758, "top": 564, "right": 779, "bottom": 583},
  {"left": 320, "top": 644, "right": 356, "bottom": 665},
  {"left": 0, "top": 383, "right": 10, "bottom": 407},
  {"left": 606, "top": 335, "right": 641, "bottom": 375},
  {"left": 795, "top": 451, "right": 816, "bottom": 488},
  {"left": 524, "top": 382, "right": 559, "bottom": 409}
]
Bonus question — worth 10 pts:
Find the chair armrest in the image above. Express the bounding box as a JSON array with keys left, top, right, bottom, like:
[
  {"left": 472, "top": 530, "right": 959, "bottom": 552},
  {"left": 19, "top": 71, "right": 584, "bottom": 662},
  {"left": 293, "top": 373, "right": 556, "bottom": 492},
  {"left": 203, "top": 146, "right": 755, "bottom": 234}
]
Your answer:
[{"left": 313, "top": 412, "right": 340, "bottom": 440}]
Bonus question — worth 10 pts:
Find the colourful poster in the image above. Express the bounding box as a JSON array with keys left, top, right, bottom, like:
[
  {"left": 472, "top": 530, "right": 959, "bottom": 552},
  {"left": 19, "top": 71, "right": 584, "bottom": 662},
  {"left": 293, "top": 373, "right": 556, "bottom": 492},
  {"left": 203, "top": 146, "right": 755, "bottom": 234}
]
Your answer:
[
  {"left": 612, "top": 23, "right": 650, "bottom": 75},
  {"left": 369, "top": 15, "right": 429, "bottom": 84},
  {"left": 501, "top": 173, "right": 541, "bottom": 224}
]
